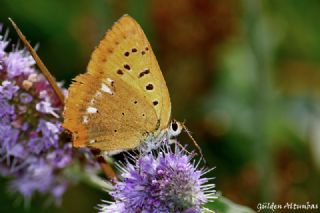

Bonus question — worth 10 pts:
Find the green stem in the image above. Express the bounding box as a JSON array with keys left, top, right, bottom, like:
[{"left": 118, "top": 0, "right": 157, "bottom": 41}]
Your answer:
[{"left": 64, "top": 165, "right": 113, "bottom": 191}]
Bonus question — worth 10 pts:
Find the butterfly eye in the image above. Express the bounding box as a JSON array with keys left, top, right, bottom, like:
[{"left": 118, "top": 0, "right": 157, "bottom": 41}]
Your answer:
[
  {"left": 171, "top": 122, "right": 178, "bottom": 131},
  {"left": 169, "top": 120, "right": 182, "bottom": 137}
]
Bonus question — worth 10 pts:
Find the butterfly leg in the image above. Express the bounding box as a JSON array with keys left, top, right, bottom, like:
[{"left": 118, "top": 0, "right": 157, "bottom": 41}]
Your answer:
[
  {"left": 166, "top": 134, "right": 194, "bottom": 155},
  {"left": 139, "top": 131, "right": 166, "bottom": 153}
]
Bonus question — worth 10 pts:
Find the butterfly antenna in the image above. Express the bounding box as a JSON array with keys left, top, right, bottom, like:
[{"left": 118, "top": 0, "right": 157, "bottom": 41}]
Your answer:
[
  {"left": 182, "top": 121, "right": 204, "bottom": 159},
  {"left": 8, "top": 18, "right": 65, "bottom": 104}
]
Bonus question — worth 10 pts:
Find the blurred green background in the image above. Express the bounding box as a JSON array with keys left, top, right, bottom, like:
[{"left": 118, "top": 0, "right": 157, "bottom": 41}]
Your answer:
[{"left": 1, "top": 0, "right": 320, "bottom": 212}]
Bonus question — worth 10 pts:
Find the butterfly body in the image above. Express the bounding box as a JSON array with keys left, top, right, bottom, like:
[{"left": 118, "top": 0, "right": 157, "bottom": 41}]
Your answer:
[{"left": 63, "top": 15, "right": 183, "bottom": 154}]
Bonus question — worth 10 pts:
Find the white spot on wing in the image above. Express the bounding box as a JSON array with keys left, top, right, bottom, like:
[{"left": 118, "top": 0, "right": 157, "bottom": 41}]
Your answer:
[
  {"left": 95, "top": 91, "right": 102, "bottom": 97},
  {"left": 87, "top": 107, "right": 98, "bottom": 113},
  {"left": 107, "top": 78, "right": 113, "bottom": 83},
  {"left": 89, "top": 139, "right": 96, "bottom": 144},
  {"left": 83, "top": 115, "right": 89, "bottom": 124},
  {"left": 101, "top": 83, "right": 113, "bottom": 94},
  {"left": 90, "top": 98, "right": 95, "bottom": 105}
]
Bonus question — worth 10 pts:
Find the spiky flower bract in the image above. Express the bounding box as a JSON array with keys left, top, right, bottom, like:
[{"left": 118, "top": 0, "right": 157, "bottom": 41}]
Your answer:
[
  {"left": 99, "top": 142, "right": 216, "bottom": 213},
  {"left": 0, "top": 27, "right": 98, "bottom": 204}
]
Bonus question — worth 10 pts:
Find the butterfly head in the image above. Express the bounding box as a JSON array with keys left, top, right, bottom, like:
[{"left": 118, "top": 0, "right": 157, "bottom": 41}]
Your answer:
[{"left": 168, "top": 119, "right": 183, "bottom": 137}]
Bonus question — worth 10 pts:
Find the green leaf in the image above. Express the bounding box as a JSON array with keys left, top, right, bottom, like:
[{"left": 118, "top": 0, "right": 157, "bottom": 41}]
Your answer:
[{"left": 205, "top": 195, "right": 255, "bottom": 213}]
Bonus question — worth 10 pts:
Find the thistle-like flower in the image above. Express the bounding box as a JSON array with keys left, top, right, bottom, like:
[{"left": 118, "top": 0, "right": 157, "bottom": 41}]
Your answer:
[
  {"left": 99, "top": 142, "right": 216, "bottom": 213},
  {"left": 0, "top": 27, "right": 98, "bottom": 204}
]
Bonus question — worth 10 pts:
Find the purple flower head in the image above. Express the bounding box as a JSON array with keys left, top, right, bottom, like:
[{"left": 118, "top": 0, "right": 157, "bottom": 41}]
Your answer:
[
  {"left": 100, "top": 143, "right": 216, "bottom": 213},
  {"left": 0, "top": 27, "right": 99, "bottom": 204}
]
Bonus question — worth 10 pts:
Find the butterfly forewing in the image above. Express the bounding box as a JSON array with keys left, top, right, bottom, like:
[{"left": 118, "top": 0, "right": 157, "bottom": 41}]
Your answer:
[{"left": 63, "top": 15, "right": 171, "bottom": 152}]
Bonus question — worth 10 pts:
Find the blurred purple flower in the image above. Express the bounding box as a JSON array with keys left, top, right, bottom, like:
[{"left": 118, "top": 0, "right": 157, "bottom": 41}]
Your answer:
[
  {"left": 0, "top": 28, "right": 8, "bottom": 62},
  {"left": 99, "top": 143, "right": 216, "bottom": 213},
  {"left": 5, "top": 51, "right": 35, "bottom": 78},
  {"left": 0, "top": 80, "right": 19, "bottom": 99},
  {"left": 19, "top": 92, "right": 33, "bottom": 104},
  {"left": 0, "top": 97, "right": 15, "bottom": 117},
  {"left": 0, "top": 27, "right": 98, "bottom": 205}
]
